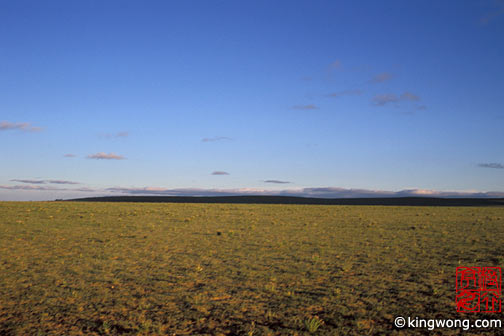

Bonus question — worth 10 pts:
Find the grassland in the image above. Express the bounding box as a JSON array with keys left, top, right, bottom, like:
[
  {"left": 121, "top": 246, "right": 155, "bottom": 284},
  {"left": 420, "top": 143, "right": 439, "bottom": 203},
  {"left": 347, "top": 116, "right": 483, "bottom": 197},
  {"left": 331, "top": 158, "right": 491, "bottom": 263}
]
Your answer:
[{"left": 1, "top": 202, "right": 503, "bottom": 335}]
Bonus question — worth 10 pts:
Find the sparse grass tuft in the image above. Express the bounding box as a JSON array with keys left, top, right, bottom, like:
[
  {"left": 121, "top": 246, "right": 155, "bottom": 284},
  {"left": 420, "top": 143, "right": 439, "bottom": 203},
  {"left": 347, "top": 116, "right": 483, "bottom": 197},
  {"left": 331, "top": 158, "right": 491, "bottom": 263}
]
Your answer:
[{"left": 304, "top": 315, "right": 324, "bottom": 333}]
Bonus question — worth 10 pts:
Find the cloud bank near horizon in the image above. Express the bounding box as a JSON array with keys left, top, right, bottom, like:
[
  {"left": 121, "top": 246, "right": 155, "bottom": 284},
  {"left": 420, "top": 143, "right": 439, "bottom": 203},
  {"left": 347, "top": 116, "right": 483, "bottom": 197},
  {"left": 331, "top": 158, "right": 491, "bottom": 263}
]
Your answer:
[
  {"left": 2, "top": 185, "right": 504, "bottom": 200},
  {"left": 103, "top": 186, "right": 504, "bottom": 198}
]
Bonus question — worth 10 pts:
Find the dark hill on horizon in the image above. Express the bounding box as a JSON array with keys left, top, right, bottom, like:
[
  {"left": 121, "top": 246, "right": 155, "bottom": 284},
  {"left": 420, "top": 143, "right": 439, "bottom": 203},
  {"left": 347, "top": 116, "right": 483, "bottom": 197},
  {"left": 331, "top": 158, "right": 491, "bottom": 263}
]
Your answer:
[{"left": 64, "top": 195, "right": 504, "bottom": 207}]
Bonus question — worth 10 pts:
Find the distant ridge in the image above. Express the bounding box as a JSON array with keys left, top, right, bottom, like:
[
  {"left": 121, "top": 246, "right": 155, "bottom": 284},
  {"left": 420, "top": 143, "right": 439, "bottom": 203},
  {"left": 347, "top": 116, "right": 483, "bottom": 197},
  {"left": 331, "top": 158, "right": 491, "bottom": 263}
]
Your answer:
[{"left": 64, "top": 195, "right": 504, "bottom": 206}]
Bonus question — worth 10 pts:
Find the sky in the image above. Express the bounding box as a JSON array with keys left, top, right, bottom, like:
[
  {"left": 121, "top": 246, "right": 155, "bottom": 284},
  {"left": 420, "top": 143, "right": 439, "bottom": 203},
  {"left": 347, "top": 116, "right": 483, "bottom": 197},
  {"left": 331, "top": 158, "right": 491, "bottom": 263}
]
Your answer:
[{"left": 1, "top": 0, "right": 504, "bottom": 201}]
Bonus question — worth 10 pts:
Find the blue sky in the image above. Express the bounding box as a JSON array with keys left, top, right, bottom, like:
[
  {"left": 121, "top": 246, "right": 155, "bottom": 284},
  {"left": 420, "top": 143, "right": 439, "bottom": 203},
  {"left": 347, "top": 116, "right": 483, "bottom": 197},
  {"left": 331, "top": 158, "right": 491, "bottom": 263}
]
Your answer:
[{"left": 1, "top": 0, "right": 504, "bottom": 200}]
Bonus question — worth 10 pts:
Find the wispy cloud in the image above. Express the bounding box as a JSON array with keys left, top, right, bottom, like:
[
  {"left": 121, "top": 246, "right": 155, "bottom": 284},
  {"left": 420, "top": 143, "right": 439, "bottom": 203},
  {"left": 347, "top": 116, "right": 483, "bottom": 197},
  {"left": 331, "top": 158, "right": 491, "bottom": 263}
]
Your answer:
[
  {"left": 202, "top": 136, "right": 232, "bottom": 142},
  {"left": 11, "top": 179, "right": 46, "bottom": 184},
  {"left": 64, "top": 154, "right": 77, "bottom": 158},
  {"left": 212, "top": 171, "right": 230, "bottom": 175},
  {"left": 264, "top": 180, "right": 291, "bottom": 184},
  {"left": 373, "top": 91, "right": 422, "bottom": 106},
  {"left": 370, "top": 72, "right": 393, "bottom": 83},
  {"left": 101, "top": 131, "right": 129, "bottom": 139},
  {"left": 0, "top": 185, "right": 63, "bottom": 191},
  {"left": 74, "top": 187, "right": 97, "bottom": 192},
  {"left": 47, "top": 180, "right": 80, "bottom": 185},
  {"left": 327, "top": 89, "right": 363, "bottom": 98},
  {"left": 481, "top": 0, "right": 504, "bottom": 24},
  {"left": 104, "top": 186, "right": 504, "bottom": 198},
  {"left": 292, "top": 104, "right": 319, "bottom": 110},
  {"left": 87, "top": 152, "right": 126, "bottom": 160},
  {"left": 372, "top": 94, "right": 400, "bottom": 106},
  {"left": 478, "top": 163, "right": 504, "bottom": 169},
  {"left": 329, "top": 60, "right": 341, "bottom": 70},
  {"left": 11, "top": 179, "right": 80, "bottom": 185},
  {"left": 0, "top": 185, "right": 94, "bottom": 192},
  {"left": 0, "top": 121, "right": 42, "bottom": 132},
  {"left": 400, "top": 92, "right": 420, "bottom": 101}
]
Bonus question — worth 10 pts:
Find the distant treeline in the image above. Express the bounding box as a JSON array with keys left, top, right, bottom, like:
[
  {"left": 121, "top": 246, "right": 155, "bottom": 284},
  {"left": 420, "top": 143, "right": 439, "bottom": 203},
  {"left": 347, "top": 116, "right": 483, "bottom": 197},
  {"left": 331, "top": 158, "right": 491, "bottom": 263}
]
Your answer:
[{"left": 63, "top": 196, "right": 504, "bottom": 207}]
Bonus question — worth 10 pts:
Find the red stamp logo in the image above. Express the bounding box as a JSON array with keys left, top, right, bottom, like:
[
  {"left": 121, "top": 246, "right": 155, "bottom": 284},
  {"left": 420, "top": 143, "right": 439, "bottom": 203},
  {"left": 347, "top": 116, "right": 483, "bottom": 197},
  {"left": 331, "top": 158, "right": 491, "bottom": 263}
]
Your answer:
[{"left": 456, "top": 267, "right": 501, "bottom": 313}]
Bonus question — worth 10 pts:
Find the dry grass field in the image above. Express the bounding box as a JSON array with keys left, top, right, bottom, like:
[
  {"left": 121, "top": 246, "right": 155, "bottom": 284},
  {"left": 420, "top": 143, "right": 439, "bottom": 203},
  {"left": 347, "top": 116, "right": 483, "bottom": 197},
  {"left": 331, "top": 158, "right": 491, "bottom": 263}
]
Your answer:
[{"left": 1, "top": 202, "right": 503, "bottom": 335}]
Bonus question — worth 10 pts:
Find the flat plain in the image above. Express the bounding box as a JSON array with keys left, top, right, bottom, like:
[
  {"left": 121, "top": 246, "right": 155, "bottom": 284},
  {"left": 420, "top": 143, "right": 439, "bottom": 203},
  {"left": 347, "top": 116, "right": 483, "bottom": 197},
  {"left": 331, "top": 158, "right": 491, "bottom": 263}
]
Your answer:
[{"left": 1, "top": 201, "right": 503, "bottom": 335}]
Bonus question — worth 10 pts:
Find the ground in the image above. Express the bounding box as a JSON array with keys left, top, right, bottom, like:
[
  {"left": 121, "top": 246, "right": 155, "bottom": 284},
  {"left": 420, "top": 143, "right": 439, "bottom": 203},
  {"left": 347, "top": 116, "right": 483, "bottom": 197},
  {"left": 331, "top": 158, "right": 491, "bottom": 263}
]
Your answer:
[{"left": 1, "top": 202, "right": 503, "bottom": 335}]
